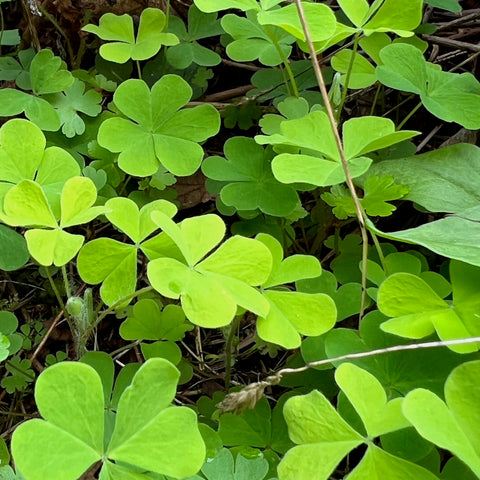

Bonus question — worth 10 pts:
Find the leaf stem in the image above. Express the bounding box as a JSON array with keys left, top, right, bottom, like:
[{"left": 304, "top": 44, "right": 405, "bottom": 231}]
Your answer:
[
  {"left": 397, "top": 101, "right": 422, "bottom": 130},
  {"left": 61, "top": 265, "right": 71, "bottom": 298},
  {"left": 336, "top": 32, "right": 361, "bottom": 119},
  {"left": 44, "top": 266, "right": 76, "bottom": 345}
]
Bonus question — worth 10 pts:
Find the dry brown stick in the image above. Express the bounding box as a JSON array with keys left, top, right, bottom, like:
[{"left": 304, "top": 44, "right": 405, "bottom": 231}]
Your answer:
[
  {"left": 29, "top": 310, "right": 63, "bottom": 363},
  {"left": 203, "top": 85, "right": 255, "bottom": 102},
  {"left": 435, "top": 9, "right": 480, "bottom": 32},
  {"left": 423, "top": 34, "right": 480, "bottom": 53}
]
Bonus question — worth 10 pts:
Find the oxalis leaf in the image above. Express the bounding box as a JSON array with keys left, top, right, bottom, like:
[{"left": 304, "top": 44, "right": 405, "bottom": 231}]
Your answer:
[
  {"left": 11, "top": 358, "right": 206, "bottom": 480},
  {"left": 257, "top": 2, "right": 336, "bottom": 43},
  {"left": 83, "top": 8, "right": 178, "bottom": 63},
  {"left": 77, "top": 197, "right": 177, "bottom": 306},
  {"left": 202, "top": 136, "right": 299, "bottom": 216},
  {"left": 221, "top": 13, "right": 295, "bottom": 67},
  {"left": 120, "top": 299, "right": 193, "bottom": 341},
  {"left": 0, "top": 89, "right": 60, "bottom": 131},
  {"left": 98, "top": 75, "right": 220, "bottom": 177},
  {"left": 193, "top": 0, "right": 259, "bottom": 13},
  {"left": 278, "top": 366, "right": 436, "bottom": 480},
  {"left": 43, "top": 79, "right": 102, "bottom": 138},
  {"left": 376, "top": 43, "right": 480, "bottom": 129},
  {"left": 0, "top": 119, "right": 80, "bottom": 213},
  {"left": 403, "top": 361, "right": 480, "bottom": 478},
  {"left": 377, "top": 260, "right": 480, "bottom": 353},
  {"left": 0, "top": 177, "right": 106, "bottom": 266},
  {"left": 147, "top": 211, "right": 272, "bottom": 328},
  {"left": 256, "top": 113, "right": 417, "bottom": 187},
  {"left": 255, "top": 233, "right": 336, "bottom": 349}
]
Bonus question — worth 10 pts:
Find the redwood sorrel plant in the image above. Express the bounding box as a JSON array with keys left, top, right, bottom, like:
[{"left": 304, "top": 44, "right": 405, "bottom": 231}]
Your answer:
[{"left": 1, "top": 1, "right": 480, "bottom": 479}]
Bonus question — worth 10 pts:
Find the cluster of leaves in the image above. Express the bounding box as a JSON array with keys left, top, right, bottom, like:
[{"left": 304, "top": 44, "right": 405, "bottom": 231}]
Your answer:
[{"left": 1, "top": 0, "right": 480, "bottom": 479}]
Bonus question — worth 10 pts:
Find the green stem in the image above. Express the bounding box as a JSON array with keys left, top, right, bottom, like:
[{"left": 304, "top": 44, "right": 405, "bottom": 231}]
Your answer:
[
  {"left": 265, "top": 26, "right": 299, "bottom": 97},
  {"left": 336, "top": 33, "right": 361, "bottom": 119},
  {"left": 61, "top": 265, "right": 71, "bottom": 299},
  {"left": 369, "top": 83, "right": 382, "bottom": 116},
  {"left": 370, "top": 230, "right": 387, "bottom": 274},
  {"left": 224, "top": 315, "right": 242, "bottom": 391},
  {"left": 45, "top": 266, "right": 75, "bottom": 338},
  {"left": 397, "top": 101, "right": 422, "bottom": 130},
  {"left": 136, "top": 60, "right": 142, "bottom": 80}
]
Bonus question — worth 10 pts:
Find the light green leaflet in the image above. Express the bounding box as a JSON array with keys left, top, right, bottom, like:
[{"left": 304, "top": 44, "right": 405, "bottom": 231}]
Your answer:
[
  {"left": 338, "top": 0, "right": 423, "bottom": 36},
  {"left": 377, "top": 260, "right": 480, "bottom": 353},
  {"left": 0, "top": 177, "right": 105, "bottom": 266},
  {"left": 193, "top": 0, "right": 260, "bottom": 13},
  {"left": 403, "top": 361, "right": 480, "bottom": 477},
  {"left": 83, "top": 8, "right": 178, "bottom": 63},
  {"left": 11, "top": 359, "right": 205, "bottom": 480},
  {"left": 77, "top": 197, "right": 177, "bottom": 306},
  {"left": 257, "top": 2, "right": 336, "bottom": 43},
  {"left": 147, "top": 212, "right": 272, "bottom": 328},
  {"left": 278, "top": 364, "right": 436, "bottom": 480},
  {"left": 255, "top": 233, "right": 336, "bottom": 349},
  {"left": 376, "top": 43, "right": 480, "bottom": 129},
  {"left": 98, "top": 75, "right": 220, "bottom": 177},
  {"left": 256, "top": 113, "right": 418, "bottom": 187},
  {"left": 0, "top": 119, "right": 79, "bottom": 212}
]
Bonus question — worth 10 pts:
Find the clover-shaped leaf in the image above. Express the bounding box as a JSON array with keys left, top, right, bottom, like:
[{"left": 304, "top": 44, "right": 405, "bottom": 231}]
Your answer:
[
  {"left": 77, "top": 198, "right": 177, "bottom": 306},
  {"left": 257, "top": 2, "right": 336, "bottom": 43},
  {"left": 30, "top": 49, "right": 74, "bottom": 95},
  {"left": 377, "top": 260, "right": 480, "bottom": 353},
  {"left": 278, "top": 371, "right": 438, "bottom": 480},
  {"left": 1, "top": 177, "right": 106, "bottom": 266},
  {"left": 166, "top": 6, "right": 223, "bottom": 69},
  {"left": 403, "top": 361, "right": 480, "bottom": 478},
  {"left": 253, "top": 233, "right": 336, "bottom": 349},
  {"left": 43, "top": 79, "right": 102, "bottom": 138},
  {"left": 83, "top": 8, "right": 178, "bottom": 64},
  {"left": 221, "top": 13, "right": 295, "bottom": 67},
  {"left": 0, "top": 89, "right": 60, "bottom": 131},
  {"left": 257, "top": 113, "right": 417, "bottom": 187},
  {"left": 331, "top": 49, "right": 376, "bottom": 89},
  {"left": 193, "top": 0, "right": 259, "bottom": 13},
  {"left": 12, "top": 358, "right": 206, "bottom": 480},
  {"left": 377, "top": 43, "right": 480, "bottom": 129},
  {"left": 339, "top": 0, "right": 423, "bottom": 37},
  {"left": 0, "top": 47, "right": 34, "bottom": 90},
  {"left": 120, "top": 299, "right": 193, "bottom": 341},
  {"left": 147, "top": 211, "right": 272, "bottom": 328},
  {"left": 202, "top": 137, "right": 299, "bottom": 216},
  {"left": 0, "top": 119, "right": 80, "bottom": 212},
  {"left": 98, "top": 75, "right": 220, "bottom": 177},
  {"left": 200, "top": 448, "right": 269, "bottom": 480}
]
